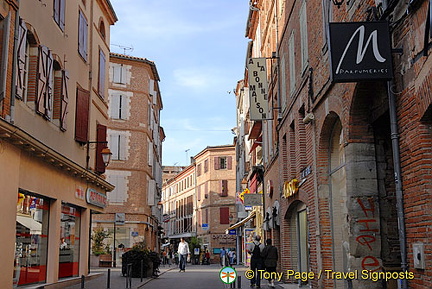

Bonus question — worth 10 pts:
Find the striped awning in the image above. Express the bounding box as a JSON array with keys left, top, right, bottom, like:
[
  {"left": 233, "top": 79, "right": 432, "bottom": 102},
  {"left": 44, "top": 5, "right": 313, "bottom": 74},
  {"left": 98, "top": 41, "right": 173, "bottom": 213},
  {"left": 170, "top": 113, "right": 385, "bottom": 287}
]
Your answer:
[{"left": 226, "top": 210, "right": 256, "bottom": 231}]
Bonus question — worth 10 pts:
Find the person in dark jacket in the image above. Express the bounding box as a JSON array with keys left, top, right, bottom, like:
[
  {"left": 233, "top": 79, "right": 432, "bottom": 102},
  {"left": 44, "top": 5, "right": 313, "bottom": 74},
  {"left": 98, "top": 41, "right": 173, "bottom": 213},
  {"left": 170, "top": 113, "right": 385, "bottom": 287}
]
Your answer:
[{"left": 261, "top": 238, "right": 278, "bottom": 288}]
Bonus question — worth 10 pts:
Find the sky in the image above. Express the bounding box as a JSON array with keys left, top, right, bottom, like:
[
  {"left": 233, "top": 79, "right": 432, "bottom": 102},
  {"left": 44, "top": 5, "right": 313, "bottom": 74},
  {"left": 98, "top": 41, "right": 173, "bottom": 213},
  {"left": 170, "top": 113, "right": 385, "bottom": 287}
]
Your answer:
[{"left": 109, "top": 0, "right": 251, "bottom": 166}]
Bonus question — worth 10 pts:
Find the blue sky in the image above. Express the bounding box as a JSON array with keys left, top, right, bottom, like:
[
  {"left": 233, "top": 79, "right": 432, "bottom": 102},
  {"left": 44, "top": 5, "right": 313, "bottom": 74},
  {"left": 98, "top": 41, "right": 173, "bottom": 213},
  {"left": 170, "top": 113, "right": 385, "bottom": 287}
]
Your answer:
[{"left": 109, "top": 0, "right": 250, "bottom": 166}]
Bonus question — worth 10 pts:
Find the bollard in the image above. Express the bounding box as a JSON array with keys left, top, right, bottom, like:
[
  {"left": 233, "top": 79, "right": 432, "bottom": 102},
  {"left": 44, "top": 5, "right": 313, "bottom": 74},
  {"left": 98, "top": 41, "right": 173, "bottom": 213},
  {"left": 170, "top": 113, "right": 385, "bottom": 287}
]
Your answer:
[
  {"left": 238, "top": 276, "right": 241, "bottom": 288},
  {"left": 140, "top": 259, "right": 144, "bottom": 282},
  {"left": 80, "top": 275, "right": 85, "bottom": 289},
  {"left": 107, "top": 268, "right": 111, "bottom": 289},
  {"left": 126, "top": 263, "right": 132, "bottom": 288}
]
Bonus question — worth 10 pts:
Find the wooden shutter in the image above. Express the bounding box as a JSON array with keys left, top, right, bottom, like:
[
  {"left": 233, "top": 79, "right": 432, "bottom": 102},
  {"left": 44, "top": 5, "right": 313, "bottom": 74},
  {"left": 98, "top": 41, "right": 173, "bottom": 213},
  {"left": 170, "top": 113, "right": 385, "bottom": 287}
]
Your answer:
[
  {"left": 109, "top": 134, "right": 119, "bottom": 160},
  {"left": 15, "top": 18, "right": 27, "bottom": 100},
  {"left": 75, "top": 87, "right": 89, "bottom": 143},
  {"left": 98, "top": 49, "right": 106, "bottom": 97},
  {"left": 95, "top": 124, "right": 107, "bottom": 174},
  {"left": 197, "top": 185, "right": 201, "bottom": 201},
  {"left": 227, "top": 156, "right": 232, "bottom": 170},
  {"left": 78, "top": 11, "right": 87, "bottom": 60},
  {"left": 59, "top": 0, "right": 65, "bottom": 31},
  {"left": 36, "top": 45, "right": 53, "bottom": 119},
  {"left": 220, "top": 207, "right": 230, "bottom": 224},
  {"left": 110, "top": 93, "right": 120, "bottom": 119},
  {"left": 220, "top": 180, "right": 228, "bottom": 197},
  {"left": 60, "top": 70, "right": 69, "bottom": 131},
  {"left": 214, "top": 157, "right": 220, "bottom": 170}
]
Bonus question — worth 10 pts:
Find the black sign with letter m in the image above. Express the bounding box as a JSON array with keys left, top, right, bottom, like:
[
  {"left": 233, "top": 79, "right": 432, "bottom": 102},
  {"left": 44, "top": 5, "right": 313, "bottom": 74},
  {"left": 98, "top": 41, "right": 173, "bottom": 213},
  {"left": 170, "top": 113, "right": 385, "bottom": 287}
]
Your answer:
[{"left": 329, "top": 21, "right": 393, "bottom": 82}]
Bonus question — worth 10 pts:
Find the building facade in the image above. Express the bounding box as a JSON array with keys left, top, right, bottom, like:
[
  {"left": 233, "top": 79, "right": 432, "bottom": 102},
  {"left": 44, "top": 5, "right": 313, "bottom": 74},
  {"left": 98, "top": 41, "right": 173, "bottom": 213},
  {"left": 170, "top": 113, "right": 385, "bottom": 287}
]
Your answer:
[
  {"left": 0, "top": 0, "right": 117, "bottom": 287},
  {"left": 161, "top": 145, "right": 236, "bottom": 263},
  {"left": 235, "top": 0, "right": 432, "bottom": 288},
  {"left": 92, "top": 53, "right": 164, "bottom": 262}
]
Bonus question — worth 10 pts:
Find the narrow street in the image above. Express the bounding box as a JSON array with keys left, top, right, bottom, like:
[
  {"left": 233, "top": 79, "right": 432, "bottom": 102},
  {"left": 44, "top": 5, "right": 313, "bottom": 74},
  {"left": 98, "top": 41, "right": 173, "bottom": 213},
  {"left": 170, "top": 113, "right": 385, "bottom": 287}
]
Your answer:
[{"left": 145, "top": 264, "right": 246, "bottom": 289}]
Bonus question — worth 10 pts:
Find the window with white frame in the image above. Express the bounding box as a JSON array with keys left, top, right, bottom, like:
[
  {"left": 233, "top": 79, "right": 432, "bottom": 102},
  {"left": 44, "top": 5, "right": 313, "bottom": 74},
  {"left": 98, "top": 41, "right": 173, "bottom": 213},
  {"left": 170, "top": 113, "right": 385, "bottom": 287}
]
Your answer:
[
  {"left": 300, "top": 1, "right": 308, "bottom": 72},
  {"left": 78, "top": 10, "right": 88, "bottom": 61},
  {"left": 108, "top": 130, "right": 128, "bottom": 160},
  {"left": 112, "top": 63, "right": 125, "bottom": 84},
  {"left": 109, "top": 92, "right": 128, "bottom": 120},
  {"left": 106, "top": 173, "right": 129, "bottom": 204}
]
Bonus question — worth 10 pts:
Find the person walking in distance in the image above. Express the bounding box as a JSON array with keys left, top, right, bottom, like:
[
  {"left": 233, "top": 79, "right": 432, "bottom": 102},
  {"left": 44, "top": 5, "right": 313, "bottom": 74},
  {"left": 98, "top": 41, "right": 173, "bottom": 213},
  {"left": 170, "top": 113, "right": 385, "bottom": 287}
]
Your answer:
[
  {"left": 261, "top": 238, "right": 278, "bottom": 288},
  {"left": 220, "top": 246, "right": 227, "bottom": 266},
  {"left": 247, "top": 235, "right": 265, "bottom": 288},
  {"left": 177, "top": 238, "right": 190, "bottom": 272}
]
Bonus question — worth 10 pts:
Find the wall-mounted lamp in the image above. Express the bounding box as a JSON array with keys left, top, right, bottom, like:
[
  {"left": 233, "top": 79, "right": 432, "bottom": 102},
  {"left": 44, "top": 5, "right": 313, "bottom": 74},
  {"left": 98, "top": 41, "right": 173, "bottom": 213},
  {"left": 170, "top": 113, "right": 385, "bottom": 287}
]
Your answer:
[
  {"left": 86, "top": 141, "right": 112, "bottom": 171},
  {"left": 157, "top": 201, "right": 163, "bottom": 210},
  {"left": 331, "top": 0, "right": 345, "bottom": 8}
]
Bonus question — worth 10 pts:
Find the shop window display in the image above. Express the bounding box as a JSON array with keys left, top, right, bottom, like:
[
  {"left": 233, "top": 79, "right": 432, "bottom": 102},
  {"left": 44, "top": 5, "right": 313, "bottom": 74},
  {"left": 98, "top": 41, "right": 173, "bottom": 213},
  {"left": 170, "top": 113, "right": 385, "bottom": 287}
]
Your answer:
[
  {"left": 15, "top": 192, "right": 49, "bottom": 287},
  {"left": 59, "top": 203, "right": 81, "bottom": 278}
]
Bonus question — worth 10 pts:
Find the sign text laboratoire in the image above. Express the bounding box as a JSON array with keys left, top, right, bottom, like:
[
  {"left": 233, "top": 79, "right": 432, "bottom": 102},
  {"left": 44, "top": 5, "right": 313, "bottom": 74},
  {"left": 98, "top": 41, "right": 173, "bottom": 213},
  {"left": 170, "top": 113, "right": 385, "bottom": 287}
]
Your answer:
[
  {"left": 329, "top": 21, "right": 393, "bottom": 82},
  {"left": 247, "top": 58, "right": 270, "bottom": 120}
]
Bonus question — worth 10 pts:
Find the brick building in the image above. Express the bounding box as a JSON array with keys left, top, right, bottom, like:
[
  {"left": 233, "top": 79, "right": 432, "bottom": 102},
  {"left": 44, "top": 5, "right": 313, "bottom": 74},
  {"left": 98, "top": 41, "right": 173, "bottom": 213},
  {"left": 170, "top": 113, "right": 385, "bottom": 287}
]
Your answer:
[
  {"left": 92, "top": 53, "right": 164, "bottom": 262},
  {"left": 161, "top": 145, "right": 236, "bottom": 263},
  {"left": 234, "top": 0, "right": 432, "bottom": 288}
]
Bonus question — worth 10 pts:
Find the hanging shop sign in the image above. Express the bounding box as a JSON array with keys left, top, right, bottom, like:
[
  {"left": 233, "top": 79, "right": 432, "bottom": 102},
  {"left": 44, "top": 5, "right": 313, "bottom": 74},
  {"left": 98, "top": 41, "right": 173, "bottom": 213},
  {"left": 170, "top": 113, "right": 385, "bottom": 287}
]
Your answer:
[
  {"left": 247, "top": 58, "right": 271, "bottom": 120},
  {"left": 329, "top": 21, "right": 393, "bottom": 82},
  {"left": 86, "top": 188, "right": 107, "bottom": 208},
  {"left": 283, "top": 179, "right": 299, "bottom": 198},
  {"left": 244, "top": 193, "right": 263, "bottom": 206}
]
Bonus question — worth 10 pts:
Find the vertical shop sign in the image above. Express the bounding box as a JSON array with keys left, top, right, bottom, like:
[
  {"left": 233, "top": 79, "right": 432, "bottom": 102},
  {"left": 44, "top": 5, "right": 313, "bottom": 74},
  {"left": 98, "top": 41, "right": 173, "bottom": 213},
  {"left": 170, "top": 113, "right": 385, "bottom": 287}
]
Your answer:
[{"left": 247, "top": 58, "right": 271, "bottom": 120}]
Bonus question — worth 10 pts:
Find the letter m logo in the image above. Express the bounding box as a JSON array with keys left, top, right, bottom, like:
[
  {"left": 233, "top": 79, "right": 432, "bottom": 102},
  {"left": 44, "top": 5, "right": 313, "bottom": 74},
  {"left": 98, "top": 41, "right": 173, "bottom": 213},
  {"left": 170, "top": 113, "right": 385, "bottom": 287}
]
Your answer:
[{"left": 329, "top": 21, "right": 393, "bottom": 83}]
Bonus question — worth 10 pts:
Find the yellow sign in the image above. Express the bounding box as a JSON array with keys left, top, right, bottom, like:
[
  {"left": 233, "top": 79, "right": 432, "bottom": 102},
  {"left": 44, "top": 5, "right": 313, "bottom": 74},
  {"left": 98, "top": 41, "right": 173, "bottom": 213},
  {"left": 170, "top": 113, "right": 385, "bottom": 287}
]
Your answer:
[{"left": 283, "top": 179, "right": 299, "bottom": 198}]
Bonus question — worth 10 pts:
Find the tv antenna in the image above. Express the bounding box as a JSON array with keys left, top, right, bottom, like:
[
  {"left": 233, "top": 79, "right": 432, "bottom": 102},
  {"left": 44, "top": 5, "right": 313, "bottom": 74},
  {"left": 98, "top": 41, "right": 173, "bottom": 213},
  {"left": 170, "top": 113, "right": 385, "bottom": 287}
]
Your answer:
[{"left": 111, "top": 44, "right": 134, "bottom": 55}]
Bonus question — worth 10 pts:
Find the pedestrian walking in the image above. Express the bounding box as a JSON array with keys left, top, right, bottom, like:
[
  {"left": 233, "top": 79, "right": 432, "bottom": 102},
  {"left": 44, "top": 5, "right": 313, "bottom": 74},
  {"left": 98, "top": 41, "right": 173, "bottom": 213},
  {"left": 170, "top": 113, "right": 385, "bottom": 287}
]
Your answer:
[
  {"left": 177, "top": 238, "right": 190, "bottom": 272},
  {"left": 261, "top": 238, "right": 278, "bottom": 288},
  {"left": 247, "top": 235, "right": 265, "bottom": 288},
  {"left": 220, "top": 247, "right": 227, "bottom": 266}
]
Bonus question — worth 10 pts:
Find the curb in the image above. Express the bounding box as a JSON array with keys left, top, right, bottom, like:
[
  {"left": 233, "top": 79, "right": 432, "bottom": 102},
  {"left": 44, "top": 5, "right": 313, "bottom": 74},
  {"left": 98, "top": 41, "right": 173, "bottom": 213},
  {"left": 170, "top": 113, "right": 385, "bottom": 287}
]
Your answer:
[{"left": 136, "top": 267, "right": 175, "bottom": 289}]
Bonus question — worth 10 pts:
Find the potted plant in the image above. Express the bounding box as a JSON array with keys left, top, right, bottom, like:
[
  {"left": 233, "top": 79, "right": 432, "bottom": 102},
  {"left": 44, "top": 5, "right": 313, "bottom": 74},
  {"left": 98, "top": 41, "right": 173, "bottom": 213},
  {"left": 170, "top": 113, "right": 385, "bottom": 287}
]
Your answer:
[
  {"left": 122, "top": 241, "right": 159, "bottom": 277},
  {"left": 91, "top": 228, "right": 111, "bottom": 267}
]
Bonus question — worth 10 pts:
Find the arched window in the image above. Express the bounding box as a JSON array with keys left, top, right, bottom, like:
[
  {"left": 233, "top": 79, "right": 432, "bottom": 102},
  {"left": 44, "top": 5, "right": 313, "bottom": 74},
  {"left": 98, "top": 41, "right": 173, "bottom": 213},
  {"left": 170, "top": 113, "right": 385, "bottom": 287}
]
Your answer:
[{"left": 99, "top": 19, "right": 106, "bottom": 40}]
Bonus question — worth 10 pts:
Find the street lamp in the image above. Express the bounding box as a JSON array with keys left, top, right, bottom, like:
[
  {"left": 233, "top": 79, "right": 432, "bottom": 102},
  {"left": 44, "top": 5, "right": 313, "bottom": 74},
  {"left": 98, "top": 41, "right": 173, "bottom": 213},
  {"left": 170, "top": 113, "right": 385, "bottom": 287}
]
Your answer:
[{"left": 85, "top": 141, "right": 112, "bottom": 171}]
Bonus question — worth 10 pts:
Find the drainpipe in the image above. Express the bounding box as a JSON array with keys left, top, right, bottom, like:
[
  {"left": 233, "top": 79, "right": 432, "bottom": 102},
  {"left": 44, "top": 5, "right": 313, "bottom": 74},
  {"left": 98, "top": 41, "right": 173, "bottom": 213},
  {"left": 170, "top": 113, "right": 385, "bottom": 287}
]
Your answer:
[{"left": 387, "top": 80, "right": 408, "bottom": 289}]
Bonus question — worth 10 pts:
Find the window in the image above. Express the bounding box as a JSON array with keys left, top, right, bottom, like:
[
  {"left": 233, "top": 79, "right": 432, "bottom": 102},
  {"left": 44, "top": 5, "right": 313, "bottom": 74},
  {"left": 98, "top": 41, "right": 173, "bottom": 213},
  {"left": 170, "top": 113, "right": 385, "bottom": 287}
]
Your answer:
[
  {"left": 52, "top": 65, "right": 69, "bottom": 131},
  {"left": 15, "top": 191, "right": 49, "bottom": 286},
  {"left": 204, "top": 159, "right": 209, "bottom": 173},
  {"left": 220, "top": 180, "right": 228, "bottom": 197},
  {"left": 109, "top": 131, "right": 128, "bottom": 160},
  {"left": 53, "top": 0, "right": 65, "bottom": 31},
  {"left": 15, "top": 18, "right": 28, "bottom": 100},
  {"left": 300, "top": 1, "right": 308, "bottom": 72},
  {"left": 289, "top": 31, "right": 296, "bottom": 95},
  {"left": 112, "top": 63, "right": 125, "bottom": 84},
  {"left": 78, "top": 10, "right": 88, "bottom": 61},
  {"left": 99, "top": 19, "right": 106, "bottom": 40},
  {"left": 59, "top": 203, "right": 81, "bottom": 279},
  {"left": 197, "top": 164, "right": 202, "bottom": 176},
  {"left": 220, "top": 207, "right": 230, "bottom": 224},
  {"left": 214, "top": 156, "right": 232, "bottom": 170},
  {"left": 109, "top": 92, "right": 128, "bottom": 119},
  {"left": 36, "top": 45, "right": 54, "bottom": 120},
  {"left": 98, "top": 49, "right": 106, "bottom": 98},
  {"left": 75, "top": 87, "right": 89, "bottom": 143}
]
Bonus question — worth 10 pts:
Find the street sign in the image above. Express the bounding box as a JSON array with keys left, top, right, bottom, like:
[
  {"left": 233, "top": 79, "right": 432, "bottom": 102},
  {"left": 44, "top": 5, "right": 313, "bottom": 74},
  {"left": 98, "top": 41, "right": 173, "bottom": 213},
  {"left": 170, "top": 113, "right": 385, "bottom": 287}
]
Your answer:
[
  {"left": 202, "top": 223, "right": 209, "bottom": 230},
  {"left": 115, "top": 213, "right": 125, "bottom": 225},
  {"left": 244, "top": 194, "right": 263, "bottom": 206},
  {"left": 228, "top": 229, "right": 236, "bottom": 235}
]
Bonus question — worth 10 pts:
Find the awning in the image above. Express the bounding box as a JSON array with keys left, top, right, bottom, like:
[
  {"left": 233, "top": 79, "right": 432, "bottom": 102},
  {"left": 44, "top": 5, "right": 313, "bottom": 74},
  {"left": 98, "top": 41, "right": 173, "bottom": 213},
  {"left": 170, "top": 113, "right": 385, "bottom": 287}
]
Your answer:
[
  {"left": 226, "top": 210, "right": 256, "bottom": 231},
  {"left": 248, "top": 121, "right": 262, "bottom": 140},
  {"left": 17, "top": 215, "right": 42, "bottom": 235},
  {"left": 168, "top": 232, "right": 197, "bottom": 239},
  {"left": 249, "top": 136, "right": 262, "bottom": 154}
]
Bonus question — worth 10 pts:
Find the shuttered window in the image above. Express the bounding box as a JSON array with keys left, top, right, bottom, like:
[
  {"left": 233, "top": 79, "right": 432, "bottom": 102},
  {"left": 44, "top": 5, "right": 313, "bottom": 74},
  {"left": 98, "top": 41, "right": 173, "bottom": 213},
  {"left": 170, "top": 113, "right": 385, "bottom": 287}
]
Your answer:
[
  {"left": 78, "top": 10, "right": 88, "bottom": 61},
  {"left": 98, "top": 49, "right": 106, "bottom": 98},
  {"left": 220, "top": 207, "right": 230, "bottom": 224},
  {"left": 36, "top": 45, "right": 53, "bottom": 120},
  {"left": 75, "top": 87, "right": 89, "bottom": 143},
  {"left": 15, "top": 18, "right": 28, "bottom": 100},
  {"left": 112, "top": 63, "right": 125, "bottom": 84},
  {"left": 109, "top": 132, "right": 127, "bottom": 161},
  {"left": 95, "top": 124, "right": 107, "bottom": 174},
  {"left": 214, "top": 156, "right": 232, "bottom": 170},
  {"left": 53, "top": 68, "right": 69, "bottom": 131},
  {"left": 60, "top": 70, "right": 69, "bottom": 131},
  {"left": 220, "top": 180, "right": 228, "bottom": 197},
  {"left": 53, "top": 0, "right": 65, "bottom": 31},
  {"left": 109, "top": 93, "right": 127, "bottom": 119}
]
